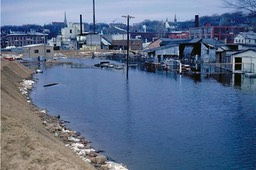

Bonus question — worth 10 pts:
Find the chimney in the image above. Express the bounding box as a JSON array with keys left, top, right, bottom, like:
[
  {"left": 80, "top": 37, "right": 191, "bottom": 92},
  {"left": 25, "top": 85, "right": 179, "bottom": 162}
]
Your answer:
[
  {"left": 80, "top": 14, "right": 83, "bottom": 35},
  {"left": 195, "top": 15, "right": 199, "bottom": 27}
]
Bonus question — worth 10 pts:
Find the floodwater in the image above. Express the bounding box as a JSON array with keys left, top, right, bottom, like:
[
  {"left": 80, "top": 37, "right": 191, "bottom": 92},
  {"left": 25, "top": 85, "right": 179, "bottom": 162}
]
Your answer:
[{"left": 30, "top": 58, "right": 256, "bottom": 170}]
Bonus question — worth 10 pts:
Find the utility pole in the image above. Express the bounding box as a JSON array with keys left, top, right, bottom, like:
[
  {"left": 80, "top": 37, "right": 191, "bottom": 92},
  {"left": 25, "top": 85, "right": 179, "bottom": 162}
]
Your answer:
[
  {"left": 43, "top": 31, "right": 46, "bottom": 59},
  {"left": 93, "top": 0, "right": 96, "bottom": 34},
  {"left": 43, "top": 29, "right": 49, "bottom": 60},
  {"left": 122, "top": 15, "right": 134, "bottom": 80}
]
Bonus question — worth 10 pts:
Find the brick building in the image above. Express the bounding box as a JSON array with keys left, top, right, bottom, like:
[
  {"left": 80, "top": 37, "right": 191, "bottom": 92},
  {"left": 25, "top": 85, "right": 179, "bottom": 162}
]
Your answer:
[
  {"left": 111, "top": 39, "right": 142, "bottom": 50},
  {"left": 189, "top": 26, "right": 246, "bottom": 43},
  {"left": 167, "top": 31, "right": 189, "bottom": 39},
  {"left": 4, "top": 31, "right": 47, "bottom": 48}
]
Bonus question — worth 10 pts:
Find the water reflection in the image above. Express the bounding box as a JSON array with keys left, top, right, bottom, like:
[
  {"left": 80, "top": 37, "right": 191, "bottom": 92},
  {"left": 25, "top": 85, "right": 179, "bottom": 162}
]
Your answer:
[{"left": 171, "top": 70, "right": 256, "bottom": 91}]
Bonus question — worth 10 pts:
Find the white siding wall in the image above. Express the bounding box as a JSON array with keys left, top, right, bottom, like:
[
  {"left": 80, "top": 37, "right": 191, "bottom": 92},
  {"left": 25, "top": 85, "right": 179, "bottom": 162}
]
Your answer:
[
  {"left": 231, "top": 50, "right": 256, "bottom": 73},
  {"left": 234, "top": 34, "right": 256, "bottom": 44},
  {"left": 61, "top": 23, "right": 82, "bottom": 39}
]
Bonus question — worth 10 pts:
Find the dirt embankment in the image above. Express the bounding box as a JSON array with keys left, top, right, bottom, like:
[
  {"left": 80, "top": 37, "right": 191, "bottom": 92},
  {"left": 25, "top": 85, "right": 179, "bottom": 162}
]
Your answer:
[{"left": 1, "top": 60, "right": 96, "bottom": 170}]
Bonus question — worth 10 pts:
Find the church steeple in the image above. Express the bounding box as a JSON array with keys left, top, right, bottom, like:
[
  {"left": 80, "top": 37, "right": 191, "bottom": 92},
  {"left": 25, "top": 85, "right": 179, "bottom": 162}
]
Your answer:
[
  {"left": 64, "top": 12, "right": 68, "bottom": 27},
  {"left": 174, "top": 14, "right": 177, "bottom": 23}
]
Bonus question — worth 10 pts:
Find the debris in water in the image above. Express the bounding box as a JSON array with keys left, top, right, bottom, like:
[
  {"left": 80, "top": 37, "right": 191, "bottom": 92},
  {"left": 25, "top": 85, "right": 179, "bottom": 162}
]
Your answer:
[{"left": 43, "top": 83, "right": 59, "bottom": 87}]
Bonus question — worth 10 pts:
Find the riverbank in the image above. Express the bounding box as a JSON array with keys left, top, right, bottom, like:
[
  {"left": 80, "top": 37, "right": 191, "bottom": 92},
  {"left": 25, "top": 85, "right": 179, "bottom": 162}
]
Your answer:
[{"left": 1, "top": 59, "right": 127, "bottom": 170}]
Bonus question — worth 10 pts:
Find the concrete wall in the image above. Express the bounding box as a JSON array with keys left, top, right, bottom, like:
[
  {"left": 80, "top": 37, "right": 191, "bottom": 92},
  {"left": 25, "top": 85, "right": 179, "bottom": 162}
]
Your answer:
[{"left": 23, "top": 44, "right": 54, "bottom": 58}]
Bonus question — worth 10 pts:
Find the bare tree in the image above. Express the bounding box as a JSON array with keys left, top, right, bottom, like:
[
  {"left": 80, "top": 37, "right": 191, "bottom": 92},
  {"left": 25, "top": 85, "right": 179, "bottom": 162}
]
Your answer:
[{"left": 223, "top": 0, "right": 256, "bottom": 15}]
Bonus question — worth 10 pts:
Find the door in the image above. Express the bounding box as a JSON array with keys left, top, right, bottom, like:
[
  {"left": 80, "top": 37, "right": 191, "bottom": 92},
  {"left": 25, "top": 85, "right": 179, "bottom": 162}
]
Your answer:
[{"left": 235, "top": 57, "right": 242, "bottom": 71}]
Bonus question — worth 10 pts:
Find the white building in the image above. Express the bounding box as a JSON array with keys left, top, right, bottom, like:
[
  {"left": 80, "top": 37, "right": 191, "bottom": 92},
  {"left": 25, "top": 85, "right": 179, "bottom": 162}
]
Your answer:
[
  {"left": 48, "top": 36, "right": 62, "bottom": 48},
  {"left": 234, "top": 31, "right": 256, "bottom": 44},
  {"left": 61, "top": 23, "right": 84, "bottom": 40},
  {"left": 230, "top": 49, "right": 256, "bottom": 73},
  {"left": 60, "top": 22, "right": 86, "bottom": 50}
]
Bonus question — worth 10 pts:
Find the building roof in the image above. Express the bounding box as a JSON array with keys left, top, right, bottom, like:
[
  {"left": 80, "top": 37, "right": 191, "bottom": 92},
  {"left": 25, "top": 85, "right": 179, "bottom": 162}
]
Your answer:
[
  {"left": 101, "top": 37, "right": 111, "bottom": 46},
  {"left": 144, "top": 43, "right": 178, "bottom": 53},
  {"left": 161, "top": 38, "right": 191, "bottom": 46},
  {"left": 201, "top": 39, "right": 224, "bottom": 46},
  {"left": 231, "top": 49, "right": 256, "bottom": 56},
  {"left": 145, "top": 38, "right": 224, "bottom": 53},
  {"left": 187, "top": 38, "right": 224, "bottom": 45},
  {"left": 22, "top": 44, "right": 52, "bottom": 48},
  {"left": 7, "top": 31, "right": 45, "bottom": 36}
]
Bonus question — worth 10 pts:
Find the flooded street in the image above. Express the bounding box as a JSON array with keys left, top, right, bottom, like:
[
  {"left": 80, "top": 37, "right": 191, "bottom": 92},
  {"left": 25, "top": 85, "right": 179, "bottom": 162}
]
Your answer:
[{"left": 30, "top": 58, "right": 256, "bottom": 170}]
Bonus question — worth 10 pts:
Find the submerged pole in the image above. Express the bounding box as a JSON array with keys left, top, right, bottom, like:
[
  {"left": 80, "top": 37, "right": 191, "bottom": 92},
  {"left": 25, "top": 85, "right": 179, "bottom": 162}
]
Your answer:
[{"left": 93, "top": 0, "right": 96, "bottom": 34}]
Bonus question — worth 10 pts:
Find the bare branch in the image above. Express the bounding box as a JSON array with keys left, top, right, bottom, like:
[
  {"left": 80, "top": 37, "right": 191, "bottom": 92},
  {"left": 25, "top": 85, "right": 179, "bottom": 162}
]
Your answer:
[{"left": 223, "top": 0, "right": 256, "bottom": 14}]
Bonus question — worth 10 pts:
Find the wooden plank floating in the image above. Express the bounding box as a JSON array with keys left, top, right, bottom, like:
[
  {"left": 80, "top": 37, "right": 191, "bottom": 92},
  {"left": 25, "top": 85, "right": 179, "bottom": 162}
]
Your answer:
[{"left": 43, "top": 83, "right": 59, "bottom": 87}]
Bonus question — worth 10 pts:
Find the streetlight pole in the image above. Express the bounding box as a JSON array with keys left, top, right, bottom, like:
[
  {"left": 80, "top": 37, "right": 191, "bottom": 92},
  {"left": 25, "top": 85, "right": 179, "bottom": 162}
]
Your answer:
[{"left": 122, "top": 15, "right": 134, "bottom": 80}]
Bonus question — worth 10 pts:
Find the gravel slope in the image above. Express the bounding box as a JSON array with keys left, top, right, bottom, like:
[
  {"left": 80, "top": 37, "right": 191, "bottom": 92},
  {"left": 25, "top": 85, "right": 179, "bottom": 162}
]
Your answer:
[{"left": 1, "top": 59, "right": 96, "bottom": 170}]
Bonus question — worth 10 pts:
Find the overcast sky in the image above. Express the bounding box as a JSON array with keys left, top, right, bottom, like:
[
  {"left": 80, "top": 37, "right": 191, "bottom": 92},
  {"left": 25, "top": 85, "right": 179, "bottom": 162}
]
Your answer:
[{"left": 1, "top": 0, "right": 233, "bottom": 26}]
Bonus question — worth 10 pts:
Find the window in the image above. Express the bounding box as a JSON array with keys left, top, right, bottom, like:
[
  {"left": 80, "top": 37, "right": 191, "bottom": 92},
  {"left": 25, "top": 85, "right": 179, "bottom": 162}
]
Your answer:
[
  {"left": 34, "top": 49, "right": 39, "bottom": 53},
  {"left": 206, "top": 28, "right": 211, "bottom": 34},
  {"left": 214, "top": 28, "right": 219, "bottom": 34},
  {"left": 70, "top": 29, "right": 72, "bottom": 33},
  {"left": 46, "top": 49, "right": 51, "bottom": 53}
]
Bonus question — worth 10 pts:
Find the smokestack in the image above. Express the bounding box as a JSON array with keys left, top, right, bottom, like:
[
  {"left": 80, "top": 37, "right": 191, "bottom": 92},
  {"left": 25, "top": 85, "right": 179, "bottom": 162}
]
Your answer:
[
  {"left": 195, "top": 15, "right": 199, "bottom": 27},
  {"left": 80, "top": 14, "right": 83, "bottom": 35}
]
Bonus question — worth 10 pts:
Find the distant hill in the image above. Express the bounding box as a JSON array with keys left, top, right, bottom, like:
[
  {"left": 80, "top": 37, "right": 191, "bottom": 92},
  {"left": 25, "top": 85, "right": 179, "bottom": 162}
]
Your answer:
[
  {"left": 132, "top": 11, "right": 256, "bottom": 33},
  {"left": 1, "top": 11, "right": 255, "bottom": 40}
]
